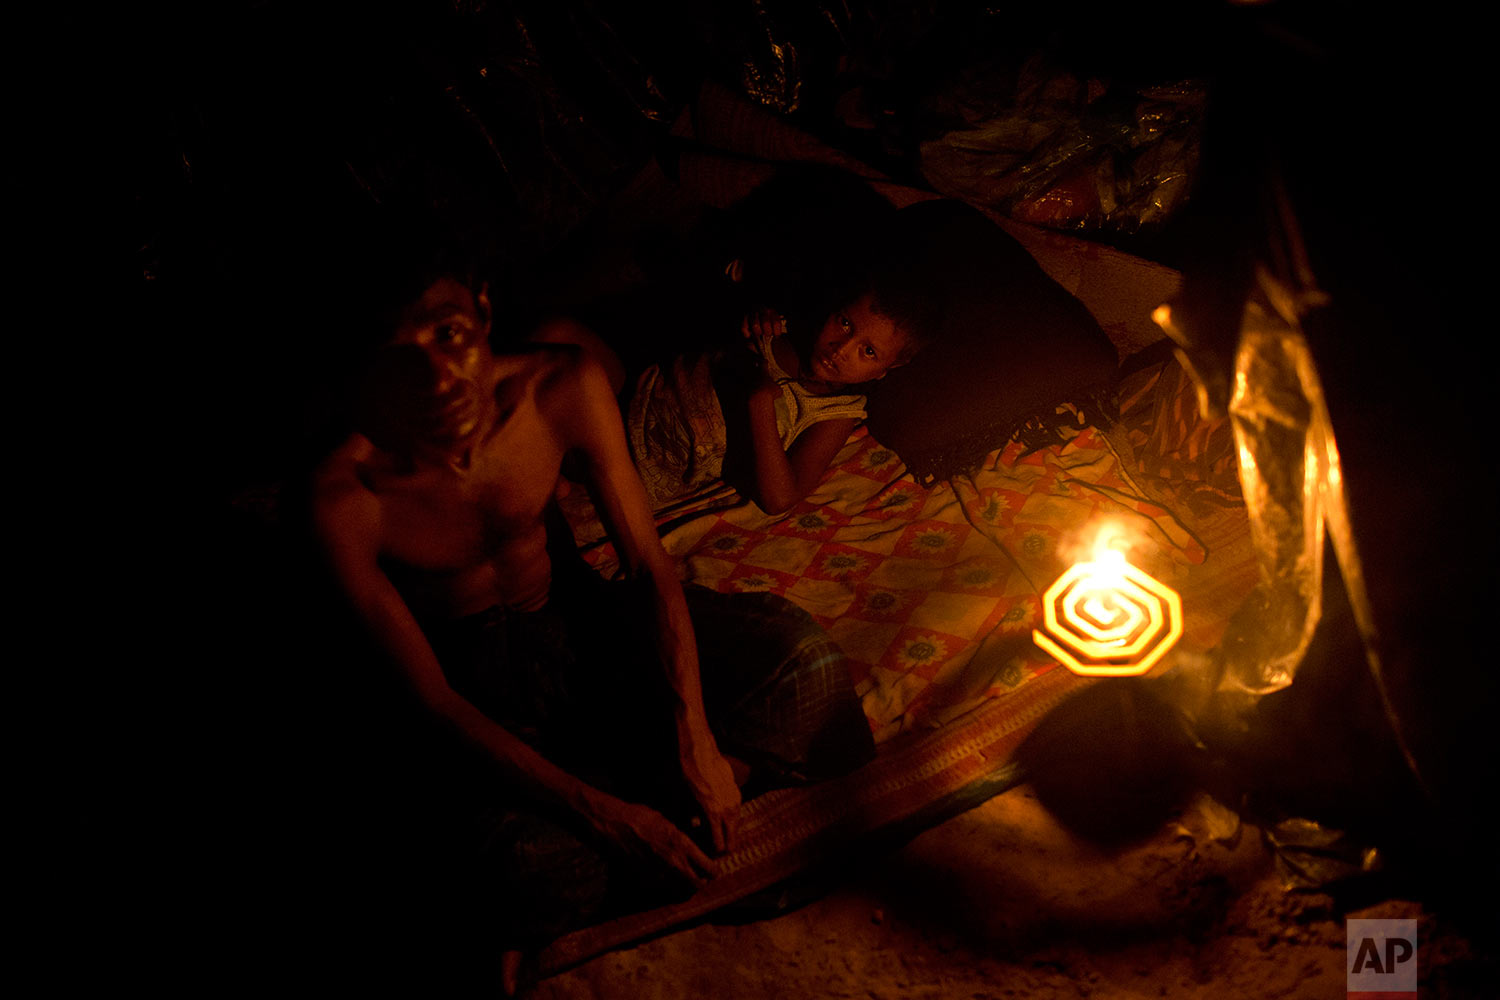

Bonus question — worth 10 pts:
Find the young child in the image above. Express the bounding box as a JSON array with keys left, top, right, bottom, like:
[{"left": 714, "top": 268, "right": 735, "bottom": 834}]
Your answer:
[{"left": 624, "top": 253, "right": 932, "bottom": 515}]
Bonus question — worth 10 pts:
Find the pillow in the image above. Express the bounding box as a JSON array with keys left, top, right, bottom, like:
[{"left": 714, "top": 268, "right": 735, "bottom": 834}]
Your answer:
[{"left": 863, "top": 201, "right": 1119, "bottom": 483}]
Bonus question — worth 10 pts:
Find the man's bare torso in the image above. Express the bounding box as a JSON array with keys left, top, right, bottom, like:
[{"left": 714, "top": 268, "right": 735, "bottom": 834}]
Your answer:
[{"left": 319, "top": 346, "right": 580, "bottom": 620}]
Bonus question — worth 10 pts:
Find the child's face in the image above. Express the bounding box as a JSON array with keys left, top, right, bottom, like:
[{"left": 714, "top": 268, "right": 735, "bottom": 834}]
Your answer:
[{"left": 809, "top": 292, "right": 911, "bottom": 387}]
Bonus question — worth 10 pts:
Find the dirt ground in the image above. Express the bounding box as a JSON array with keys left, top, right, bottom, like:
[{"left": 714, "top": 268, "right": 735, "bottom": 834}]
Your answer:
[{"left": 536, "top": 787, "right": 1490, "bottom": 999}]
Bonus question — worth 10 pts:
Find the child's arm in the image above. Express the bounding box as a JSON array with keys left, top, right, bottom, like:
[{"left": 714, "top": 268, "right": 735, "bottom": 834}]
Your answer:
[{"left": 741, "top": 375, "right": 857, "bottom": 515}]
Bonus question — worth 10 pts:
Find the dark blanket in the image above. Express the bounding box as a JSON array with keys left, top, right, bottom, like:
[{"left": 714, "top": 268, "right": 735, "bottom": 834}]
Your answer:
[{"left": 862, "top": 200, "right": 1119, "bottom": 483}]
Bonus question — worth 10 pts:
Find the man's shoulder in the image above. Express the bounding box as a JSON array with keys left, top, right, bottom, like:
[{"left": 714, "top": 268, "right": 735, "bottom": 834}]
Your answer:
[
  {"left": 310, "top": 434, "right": 383, "bottom": 537},
  {"left": 513, "top": 340, "right": 614, "bottom": 418}
]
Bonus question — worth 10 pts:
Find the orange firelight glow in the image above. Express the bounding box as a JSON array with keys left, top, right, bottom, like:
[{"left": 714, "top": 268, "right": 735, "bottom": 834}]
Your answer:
[{"left": 1032, "top": 547, "right": 1183, "bottom": 677}]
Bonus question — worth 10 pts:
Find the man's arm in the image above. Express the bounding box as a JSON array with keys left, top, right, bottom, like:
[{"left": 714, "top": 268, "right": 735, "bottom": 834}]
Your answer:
[
  {"left": 311, "top": 441, "right": 717, "bottom": 881},
  {"left": 550, "top": 354, "right": 743, "bottom": 854}
]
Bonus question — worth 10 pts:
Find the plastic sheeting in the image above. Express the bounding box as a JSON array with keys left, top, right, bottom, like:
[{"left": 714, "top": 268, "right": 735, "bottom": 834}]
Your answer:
[
  {"left": 1149, "top": 234, "right": 1427, "bottom": 898},
  {"left": 917, "top": 55, "right": 1205, "bottom": 240},
  {"left": 1266, "top": 817, "right": 1384, "bottom": 893},
  {"left": 1153, "top": 209, "right": 1424, "bottom": 792},
  {"left": 1161, "top": 276, "right": 1338, "bottom": 702}
]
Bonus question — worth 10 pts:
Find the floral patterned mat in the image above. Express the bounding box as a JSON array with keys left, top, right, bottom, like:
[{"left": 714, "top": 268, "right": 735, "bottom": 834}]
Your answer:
[{"left": 565, "top": 401, "right": 1248, "bottom": 745}]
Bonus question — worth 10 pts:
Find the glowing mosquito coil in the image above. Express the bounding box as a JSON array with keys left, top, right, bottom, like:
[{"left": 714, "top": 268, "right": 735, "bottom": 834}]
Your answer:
[{"left": 1032, "top": 550, "right": 1182, "bottom": 677}]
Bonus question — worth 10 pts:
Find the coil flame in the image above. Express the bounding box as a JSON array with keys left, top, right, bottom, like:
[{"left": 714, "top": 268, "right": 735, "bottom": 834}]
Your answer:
[{"left": 1032, "top": 549, "right": 1182, "bottom": 677}]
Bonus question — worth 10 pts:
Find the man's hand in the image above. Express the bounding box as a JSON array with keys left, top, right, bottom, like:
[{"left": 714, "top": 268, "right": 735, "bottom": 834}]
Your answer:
[
  {"left": 740, "top": 307, "right": 787, "bottom": 342},
  {"left": 588, "top": 797, "right": 718, "bottom": 887},
  {"left": 678, "top": 728, "right": 742, "bottom": 854}
]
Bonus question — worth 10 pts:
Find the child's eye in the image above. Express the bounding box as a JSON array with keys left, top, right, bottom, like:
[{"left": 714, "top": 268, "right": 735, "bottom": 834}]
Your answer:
[
  {"left": 436, "top": 323, "right": 465, "bottom": 344},
  {"left": 838, "top": 315, "right": 852, "bottom": 332},
  {"left": 862, "top": 343, "right": 877, "bottom": 359}
]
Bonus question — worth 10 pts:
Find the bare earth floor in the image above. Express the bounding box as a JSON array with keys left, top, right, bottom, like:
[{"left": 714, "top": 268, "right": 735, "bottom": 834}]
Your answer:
[{"left": 536, "top": 787, "right": 1490, "bottom": 999}]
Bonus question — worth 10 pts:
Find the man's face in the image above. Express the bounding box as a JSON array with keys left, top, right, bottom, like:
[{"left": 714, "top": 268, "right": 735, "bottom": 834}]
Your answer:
[
  {"left": 808, "top": 292, "right": 910, "bottom": 387},
  {"left": 369, "top": 277, "right": 496, "bottom": 449}
]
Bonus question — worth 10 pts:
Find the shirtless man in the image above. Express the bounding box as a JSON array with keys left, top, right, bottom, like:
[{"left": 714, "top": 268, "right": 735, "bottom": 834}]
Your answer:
[{"left": 312, "top": 271, "right": 745, "bottom": 987}]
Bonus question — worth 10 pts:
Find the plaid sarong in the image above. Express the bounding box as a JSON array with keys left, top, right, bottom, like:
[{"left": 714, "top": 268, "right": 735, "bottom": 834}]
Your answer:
[{"left": 425, "top": 577, "right": 873, "bottom": 948}]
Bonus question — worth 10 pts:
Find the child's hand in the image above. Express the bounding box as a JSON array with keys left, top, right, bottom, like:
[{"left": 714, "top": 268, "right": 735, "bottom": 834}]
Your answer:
[{"left": 740, "top": 307, "right": 787, "bottom": 342}]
